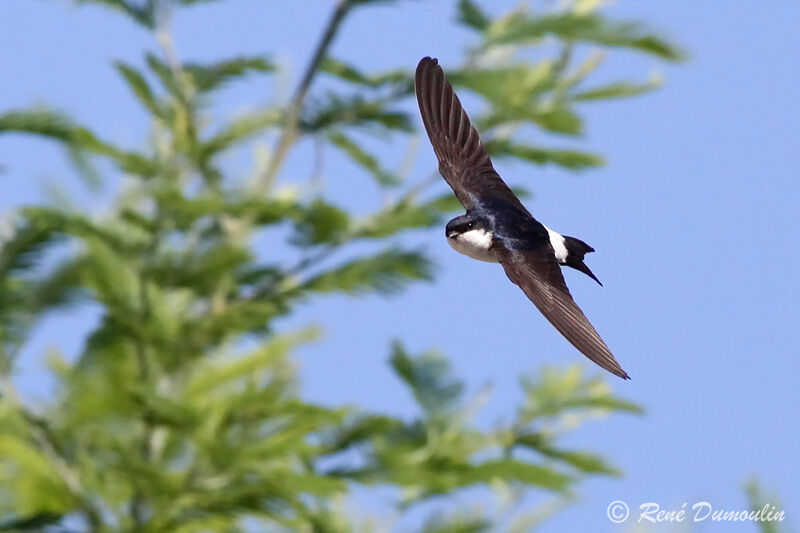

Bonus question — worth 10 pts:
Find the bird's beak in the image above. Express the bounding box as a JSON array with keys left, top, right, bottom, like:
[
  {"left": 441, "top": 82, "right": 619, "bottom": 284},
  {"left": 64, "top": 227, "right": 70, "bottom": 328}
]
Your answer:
[{"left": 446, "top": 230, "right": 458, "bottom": 239}]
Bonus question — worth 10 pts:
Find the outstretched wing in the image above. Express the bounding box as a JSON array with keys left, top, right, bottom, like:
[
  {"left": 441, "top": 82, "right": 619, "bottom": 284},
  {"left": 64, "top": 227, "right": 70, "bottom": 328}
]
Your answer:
[
  {"left": 495, "top": 243, "right": 630, "bottom": 380},
  {"left": 415, "top": 57, "right": 526, "bottom": 213}
]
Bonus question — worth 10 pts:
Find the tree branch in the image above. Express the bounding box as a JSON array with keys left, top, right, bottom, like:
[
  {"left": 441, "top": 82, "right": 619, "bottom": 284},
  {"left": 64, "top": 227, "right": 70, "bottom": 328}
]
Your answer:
[{"left": 257, "top": 0, "right": 353, "bottom": 194}]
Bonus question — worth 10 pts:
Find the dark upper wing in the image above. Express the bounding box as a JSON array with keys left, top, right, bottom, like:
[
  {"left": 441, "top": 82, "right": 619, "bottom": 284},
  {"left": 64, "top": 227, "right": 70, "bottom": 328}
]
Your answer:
[
  {"left": 415, "top": 57, "right": 526, "bottom": 212},
  {"left": 496, "top": 242, "right": 630, "bottom": 380}
]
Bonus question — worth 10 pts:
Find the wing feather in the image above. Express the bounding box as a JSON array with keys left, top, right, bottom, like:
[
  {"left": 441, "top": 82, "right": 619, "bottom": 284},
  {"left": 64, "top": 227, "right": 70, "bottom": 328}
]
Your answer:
[
  {"left": 496, "top": 244, "right": 630, "bottom": 380},
  {"left": 415, "top": 57, "right": 526, "bottom": 212}
]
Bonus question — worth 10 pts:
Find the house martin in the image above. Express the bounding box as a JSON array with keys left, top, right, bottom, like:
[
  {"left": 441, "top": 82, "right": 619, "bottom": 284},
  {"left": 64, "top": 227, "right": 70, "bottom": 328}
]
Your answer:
[{"left": 415, "top": 57, "right": 629, "bottom": 380}]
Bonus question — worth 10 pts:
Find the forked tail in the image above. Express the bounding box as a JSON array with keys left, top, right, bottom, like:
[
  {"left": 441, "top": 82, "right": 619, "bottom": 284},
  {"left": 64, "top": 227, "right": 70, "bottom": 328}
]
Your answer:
[{"left": 563, "top": 236, "right": 603, "bottom": 286}]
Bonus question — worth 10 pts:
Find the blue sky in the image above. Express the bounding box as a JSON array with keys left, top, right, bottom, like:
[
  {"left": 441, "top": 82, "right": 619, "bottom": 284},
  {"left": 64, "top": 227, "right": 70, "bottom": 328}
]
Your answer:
[{"left": 2, "top": 0, "right": 799, "bottom": 531}]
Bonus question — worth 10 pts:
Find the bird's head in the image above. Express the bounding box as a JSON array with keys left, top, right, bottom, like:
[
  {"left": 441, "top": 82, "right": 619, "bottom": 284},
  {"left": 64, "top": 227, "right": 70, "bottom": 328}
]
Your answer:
[
  {"left": 445, "top": 212, "right": 491, "bottom": 240},
  {"left": 445, "top": 212, "right": 495, "bottom": 262}
]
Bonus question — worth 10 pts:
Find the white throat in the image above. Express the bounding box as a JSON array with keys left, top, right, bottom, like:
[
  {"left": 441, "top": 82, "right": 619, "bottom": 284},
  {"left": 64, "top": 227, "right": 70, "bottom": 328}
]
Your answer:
[{"left": 448, "top": 228, "right": 497, "bottom": 263}]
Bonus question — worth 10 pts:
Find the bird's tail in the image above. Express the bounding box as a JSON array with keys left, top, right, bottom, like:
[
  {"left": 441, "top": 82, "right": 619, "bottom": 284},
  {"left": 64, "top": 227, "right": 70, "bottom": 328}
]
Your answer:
[{"left": 563, "top": 236, "right": 603, "bottom": 286}]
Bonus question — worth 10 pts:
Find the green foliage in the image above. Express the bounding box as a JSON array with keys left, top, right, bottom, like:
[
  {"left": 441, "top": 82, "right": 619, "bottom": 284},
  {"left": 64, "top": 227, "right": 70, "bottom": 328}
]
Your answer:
[
  {"left": 182, "top": 56, "right": 274, "bottom": 93},
  {"left": 291, "top": 199, "right": 351, "bottom": 246},
  {"left": 115, "top": 61, "right": 162, "bottom": 116},
  {"left": 0, "top": 109, "right": 86, "bottom": 142},
  {"left": 482, "top": 9, "right": 685, "bottom": 61},
  {"left": 200, "top": 108, "right": 282, "bottom": 157},
  {"left": 390, "top": 341, "right": 463, "bottom": 416},
  {"left": 0, "top": 219, "right": 69, "bottom": 367},
  {"left": 457, "top": 0, "right": 490, "bottom": 31},
  {"left": 486, "top": 139, "right": 605, "bottom": 170},
  {"left": 76, "top": 0, "right": 156, "bottom": 28},
  {"left": 519, "top": 366, "right": 644, "bottom": 421},
  {"left": 353, "top": 193, "right": 458, "bottom": 239},
  {"left": 301, "top": 249, "right": 432, "bottom": 296},
  {"left": 327, "top": 130, "right": 400, "bottom": 185},
  {"left": 321, "top": 57, "right": 411, "bottom": 90},
  {"left": 0, "top": 109, "right": 157, "bottom": 176},
  {"left": 326, "top": 350, "right": 638, "bottom": 512},
  {"left": 744, "top": 479, "right": 786, "bottom": 533},
  {"left": 574, "top": 77, "right": 664, "bottom": 101},
  {"left": 302, "top": 93, "right": 413, "bottom": 133},
  {"left": 0, "top": 0, "right": 679, "bottom": 530}
]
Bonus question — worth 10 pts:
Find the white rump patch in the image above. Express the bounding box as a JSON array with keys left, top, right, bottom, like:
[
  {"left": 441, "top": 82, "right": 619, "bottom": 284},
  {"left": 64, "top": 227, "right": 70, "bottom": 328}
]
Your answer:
[
  {"left": 447, "top": 228, "right": 497, "bottom": 263},
  {"left": 543, "top": 225, "right": 568, "bottom": 263}
]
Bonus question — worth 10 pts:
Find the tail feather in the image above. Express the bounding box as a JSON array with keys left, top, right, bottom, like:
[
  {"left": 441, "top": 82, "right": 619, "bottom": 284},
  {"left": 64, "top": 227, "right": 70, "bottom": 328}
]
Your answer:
[{"left": 563, "top": 236, "right": 603, "bottom": 286}]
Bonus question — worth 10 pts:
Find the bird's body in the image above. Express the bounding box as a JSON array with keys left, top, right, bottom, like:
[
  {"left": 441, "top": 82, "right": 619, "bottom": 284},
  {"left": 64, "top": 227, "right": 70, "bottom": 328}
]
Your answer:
[
  {"left": 415, "top": 56, "right": 629, "bottom": 379},
  {"left": 447, "top": 217, "right": 597, "bottom": 277}
]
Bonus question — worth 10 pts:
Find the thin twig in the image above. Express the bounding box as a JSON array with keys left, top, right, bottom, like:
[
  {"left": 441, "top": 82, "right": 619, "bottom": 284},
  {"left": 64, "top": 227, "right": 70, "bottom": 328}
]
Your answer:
[{"left": 257, "top": 0, "right": 353, "bottom": 194}]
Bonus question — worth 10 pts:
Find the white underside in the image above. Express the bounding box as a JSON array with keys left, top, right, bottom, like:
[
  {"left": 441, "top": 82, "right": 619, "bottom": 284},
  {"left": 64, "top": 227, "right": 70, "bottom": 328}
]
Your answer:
[
  {"left": 447, "top": 228, "right": 497, "bottom": 263},
  {"left": 543, "top": 225, "right": 568, "bottom": 264}
]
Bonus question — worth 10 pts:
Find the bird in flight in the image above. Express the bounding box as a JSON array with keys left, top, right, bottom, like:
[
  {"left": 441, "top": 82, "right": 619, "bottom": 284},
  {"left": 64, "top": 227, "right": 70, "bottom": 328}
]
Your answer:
[{"left": 415, "top": 57, "right": 629, "bottom": 380}]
